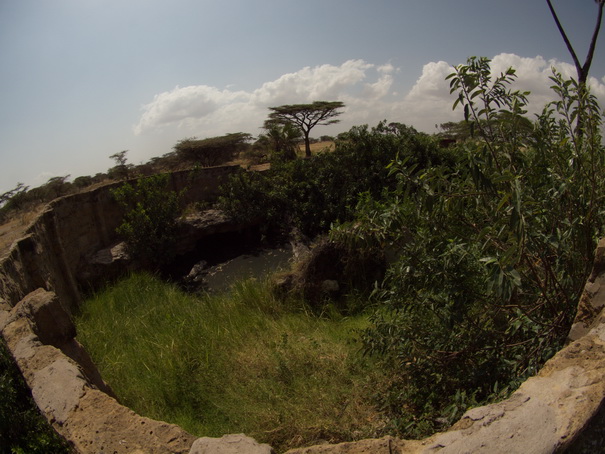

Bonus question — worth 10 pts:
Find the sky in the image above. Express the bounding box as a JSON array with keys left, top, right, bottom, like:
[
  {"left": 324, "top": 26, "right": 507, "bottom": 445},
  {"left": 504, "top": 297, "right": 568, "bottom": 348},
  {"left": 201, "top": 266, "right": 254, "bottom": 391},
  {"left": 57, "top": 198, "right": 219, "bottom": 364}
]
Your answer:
[{"left": 1, "top": 0, "right": 604, "bottom": 194}]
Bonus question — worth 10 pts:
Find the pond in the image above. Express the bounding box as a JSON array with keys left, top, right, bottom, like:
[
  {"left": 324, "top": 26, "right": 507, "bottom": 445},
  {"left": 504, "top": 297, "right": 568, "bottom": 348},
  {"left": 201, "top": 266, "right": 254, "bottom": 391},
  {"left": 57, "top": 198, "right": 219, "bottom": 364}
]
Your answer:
[{"left": 167, "top": 228, "right": 295, "bottom": 293}]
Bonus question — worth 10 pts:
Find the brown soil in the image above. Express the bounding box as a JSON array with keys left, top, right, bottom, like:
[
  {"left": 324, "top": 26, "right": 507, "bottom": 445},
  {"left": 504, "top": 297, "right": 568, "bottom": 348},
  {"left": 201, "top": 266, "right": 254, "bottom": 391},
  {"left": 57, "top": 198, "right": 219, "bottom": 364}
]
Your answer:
[{"left": 0, "top": 206, "right": 45, "bottom": 258}]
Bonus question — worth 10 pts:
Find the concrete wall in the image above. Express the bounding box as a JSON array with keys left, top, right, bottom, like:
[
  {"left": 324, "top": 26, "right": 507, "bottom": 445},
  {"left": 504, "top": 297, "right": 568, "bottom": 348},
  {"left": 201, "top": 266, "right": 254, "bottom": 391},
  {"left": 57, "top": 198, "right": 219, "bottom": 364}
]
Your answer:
[
  {"left": 0, "top": 165, "right": 241, "bottom": 310},
  {"left": 1, "top": 166, "right": 605, "bottom": 453}
]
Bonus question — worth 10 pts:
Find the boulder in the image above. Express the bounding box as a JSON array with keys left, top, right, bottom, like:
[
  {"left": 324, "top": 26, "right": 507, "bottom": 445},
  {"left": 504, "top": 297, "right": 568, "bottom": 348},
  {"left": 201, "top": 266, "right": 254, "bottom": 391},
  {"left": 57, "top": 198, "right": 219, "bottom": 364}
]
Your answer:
[
  {"left": 189, "top": 434, "right": 275, "bottom": 454},
  {"left": 8, "top": 288, "right": 75, "bottom": 347}
]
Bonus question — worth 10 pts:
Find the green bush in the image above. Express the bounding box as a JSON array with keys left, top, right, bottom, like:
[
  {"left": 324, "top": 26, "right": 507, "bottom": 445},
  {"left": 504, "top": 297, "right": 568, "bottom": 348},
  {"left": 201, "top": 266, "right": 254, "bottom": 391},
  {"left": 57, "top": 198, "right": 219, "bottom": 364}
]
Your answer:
[
  {"left": 219, "top": 121, "right": 450, "bottom": 238},
  {"left": 331, "top": 57, "right": 605, "bottom": 437},
  {"left": 111, "top": 174, "right": 182, "bottom": 268}
]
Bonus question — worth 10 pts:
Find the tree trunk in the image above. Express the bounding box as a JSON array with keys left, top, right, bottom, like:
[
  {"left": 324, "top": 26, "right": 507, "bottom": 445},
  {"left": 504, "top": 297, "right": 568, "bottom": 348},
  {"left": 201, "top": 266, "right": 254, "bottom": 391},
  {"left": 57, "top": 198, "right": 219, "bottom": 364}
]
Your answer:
[{"left": 304, "top": 131, "right": 311, "bottom": 157}]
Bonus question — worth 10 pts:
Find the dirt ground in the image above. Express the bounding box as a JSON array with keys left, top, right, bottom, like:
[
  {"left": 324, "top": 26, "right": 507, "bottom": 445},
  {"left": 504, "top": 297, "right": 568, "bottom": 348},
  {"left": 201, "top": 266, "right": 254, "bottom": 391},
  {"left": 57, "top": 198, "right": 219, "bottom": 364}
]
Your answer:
[{"left": 0, "top": 206, "right": 44, "bottom": 258}]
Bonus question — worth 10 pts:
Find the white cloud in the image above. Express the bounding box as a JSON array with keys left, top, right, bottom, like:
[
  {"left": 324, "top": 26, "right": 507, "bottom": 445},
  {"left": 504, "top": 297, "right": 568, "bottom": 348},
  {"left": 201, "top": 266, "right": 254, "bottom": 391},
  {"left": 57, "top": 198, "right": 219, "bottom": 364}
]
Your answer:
[
  {"left": 134, "top": 54, "right": 605, "bottom": 138},
  {"left": 252, "top": 59, "right": 373, "bottom": 105},
  {"left": 134, "top": 59, "right": 390, "bottom": 137},
  {"left": 134, "top": 85, "right": 249, "bottom": 135}
]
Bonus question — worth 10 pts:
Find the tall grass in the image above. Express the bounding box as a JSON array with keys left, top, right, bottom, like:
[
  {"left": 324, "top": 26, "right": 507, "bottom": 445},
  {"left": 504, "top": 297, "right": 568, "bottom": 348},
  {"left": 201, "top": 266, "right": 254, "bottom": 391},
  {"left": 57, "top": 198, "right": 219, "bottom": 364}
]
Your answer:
[{"left": 76, "top": 273, "right": 386, "bottom": 452}]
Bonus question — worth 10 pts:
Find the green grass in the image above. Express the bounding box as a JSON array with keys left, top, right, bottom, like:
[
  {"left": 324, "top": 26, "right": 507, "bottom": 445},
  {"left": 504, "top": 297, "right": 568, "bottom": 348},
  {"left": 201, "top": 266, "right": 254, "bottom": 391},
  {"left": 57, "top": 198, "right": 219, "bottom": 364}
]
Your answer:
[{"left": 75, "top": 272, "right": 387, "bottom": 452}]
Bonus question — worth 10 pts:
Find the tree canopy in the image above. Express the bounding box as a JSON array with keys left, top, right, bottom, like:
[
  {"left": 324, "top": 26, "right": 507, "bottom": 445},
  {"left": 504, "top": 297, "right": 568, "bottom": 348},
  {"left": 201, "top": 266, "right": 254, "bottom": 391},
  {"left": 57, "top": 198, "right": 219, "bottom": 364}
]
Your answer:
[
  {"left": 173, "top": 132, "right": 252, "bottom": 167},
  {"left": 268, "top": 101, "right": 345, "bottom": 157}
]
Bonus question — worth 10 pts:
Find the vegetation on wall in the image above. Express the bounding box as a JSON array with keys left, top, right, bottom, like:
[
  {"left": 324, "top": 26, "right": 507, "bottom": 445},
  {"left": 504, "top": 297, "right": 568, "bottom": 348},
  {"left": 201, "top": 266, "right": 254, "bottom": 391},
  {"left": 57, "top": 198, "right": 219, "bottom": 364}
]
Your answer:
[
  {"left": 219, "top": 121, "right": 450, "bottom": 238},
  {"left": 111, "top": 174, "right": 182, "bottom": 268}
]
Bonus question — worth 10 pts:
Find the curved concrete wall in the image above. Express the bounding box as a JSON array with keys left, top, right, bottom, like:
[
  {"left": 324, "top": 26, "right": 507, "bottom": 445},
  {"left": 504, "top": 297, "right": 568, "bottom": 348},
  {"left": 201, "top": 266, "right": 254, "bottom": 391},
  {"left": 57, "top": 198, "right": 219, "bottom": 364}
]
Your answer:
[{"left": 1, "top": 167, "right": 604, "bottom": 453}]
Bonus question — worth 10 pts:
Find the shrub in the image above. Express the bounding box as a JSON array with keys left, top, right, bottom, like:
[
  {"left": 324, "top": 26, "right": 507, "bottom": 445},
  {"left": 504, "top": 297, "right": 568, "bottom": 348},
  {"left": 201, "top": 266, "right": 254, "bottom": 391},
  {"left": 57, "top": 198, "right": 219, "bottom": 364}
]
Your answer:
[
  {"left": 111, "top": 174, "right": 182, "bottom": 267},
  {"left": 219, "top": 122, "right": 449, "bottom": 238},
  {"left": 332, "top": 57, "right": 605, "bottom": 437}
]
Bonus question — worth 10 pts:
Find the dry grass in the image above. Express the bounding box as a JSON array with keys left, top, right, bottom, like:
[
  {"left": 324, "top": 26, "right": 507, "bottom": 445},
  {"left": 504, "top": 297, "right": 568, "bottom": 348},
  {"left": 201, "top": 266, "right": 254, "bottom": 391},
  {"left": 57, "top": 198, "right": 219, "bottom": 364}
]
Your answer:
[
  {"left": 0, "top": 205, "right": 45, "bottom": 258},
  {"left": 298, "top": 141, "right": 335, "bottom": 156}
]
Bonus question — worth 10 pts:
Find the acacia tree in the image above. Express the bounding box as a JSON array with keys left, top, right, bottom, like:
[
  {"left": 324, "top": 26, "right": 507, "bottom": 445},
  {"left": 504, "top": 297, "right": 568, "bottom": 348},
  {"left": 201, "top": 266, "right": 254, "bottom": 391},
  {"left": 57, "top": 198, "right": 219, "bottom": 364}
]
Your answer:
[
  {"left": 109, "top": 150, "right": 130, "bottom": 180},
  {"left": 268, "top": 101, "right": 345, "bottom": 157}
]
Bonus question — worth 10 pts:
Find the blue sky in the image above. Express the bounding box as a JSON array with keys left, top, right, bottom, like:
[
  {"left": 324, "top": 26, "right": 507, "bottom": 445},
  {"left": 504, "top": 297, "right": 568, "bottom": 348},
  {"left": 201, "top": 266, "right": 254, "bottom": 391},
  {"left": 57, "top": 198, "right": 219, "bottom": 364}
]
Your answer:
[{"left": 1, "top": 0, "right": 604, "bottom": 194}]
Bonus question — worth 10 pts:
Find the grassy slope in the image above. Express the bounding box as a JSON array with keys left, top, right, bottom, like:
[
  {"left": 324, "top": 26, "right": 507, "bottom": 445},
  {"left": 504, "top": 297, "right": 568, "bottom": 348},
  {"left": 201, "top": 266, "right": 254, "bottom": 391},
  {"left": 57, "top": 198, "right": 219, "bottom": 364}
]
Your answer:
[{"left": 76, "top": 273, "right": 387, "bottom": 452}]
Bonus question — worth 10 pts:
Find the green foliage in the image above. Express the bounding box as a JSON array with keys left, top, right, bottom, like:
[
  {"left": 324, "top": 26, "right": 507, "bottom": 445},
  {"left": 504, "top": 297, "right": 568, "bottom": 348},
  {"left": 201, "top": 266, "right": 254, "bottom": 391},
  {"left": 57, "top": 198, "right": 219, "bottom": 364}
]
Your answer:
[
  {"left": 76, "top": 273, "right": 386, "bottom": 452},
  {"left": 256, "top": 121, "right": 302, "bottom": 163},
  {"left": 108, "top": 150, "right": 132, "bottom": 180},
  {"left": 333, "top": 56, "right": 605, "bottom": 437},
  {"left": 111, "top": 174, "right": 182, "bottom": 267},
  {"left": 219, "top": 121, "right": 449, "bottom": 238},
  {"left": 173, "top": 133, "right": 251, "bottom": 167},
  {"left": 0, "top": 341, "right": 70, "bottom": 453},
  {"left": 268, "top": 101, "right": 345, "bottom": 157}
]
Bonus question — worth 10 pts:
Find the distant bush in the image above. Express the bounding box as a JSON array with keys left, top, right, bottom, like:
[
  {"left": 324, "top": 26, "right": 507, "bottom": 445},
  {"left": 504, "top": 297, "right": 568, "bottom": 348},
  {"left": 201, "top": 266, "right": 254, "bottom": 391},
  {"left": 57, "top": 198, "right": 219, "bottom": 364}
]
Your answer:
[
  {"left": 0, "top": 176, "right": 75, "bottom": 223},
  {"left": 173, "top": 133, "right": 252, "bottom": 167}
]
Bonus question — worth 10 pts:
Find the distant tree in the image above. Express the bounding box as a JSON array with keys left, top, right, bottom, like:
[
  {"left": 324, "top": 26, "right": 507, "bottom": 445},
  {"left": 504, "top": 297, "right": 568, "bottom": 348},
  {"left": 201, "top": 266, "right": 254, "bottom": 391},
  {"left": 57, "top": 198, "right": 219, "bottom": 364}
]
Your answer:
[
  {"left": 110, "top": 150, "right": 128, "bottom": 168},
  {"left": 109, "top": 150, "right": 131, "bottom": 180},
  {"left": 268, "top": 101, "right": 345, "bottom": 157},
  {"left": 257, "top": 120, "right": 302, "bottom": 162},
  {"left": 29, "top": 176, "right": 72, "bottom": 202},
  {"left": 72, "top": 175, "right": 94, "bottom": 189},
  {"left": 439, "top": 121, "right": 472, "bottom": 141},
  {"left": 0, "top": 183, "right": 29, "bottom": 222},
  {"left": 0, "top": 183, "right": 28, "bottom": 208},
  {"left": 173, "top": 133, "right": 252, "bottom": 167}
]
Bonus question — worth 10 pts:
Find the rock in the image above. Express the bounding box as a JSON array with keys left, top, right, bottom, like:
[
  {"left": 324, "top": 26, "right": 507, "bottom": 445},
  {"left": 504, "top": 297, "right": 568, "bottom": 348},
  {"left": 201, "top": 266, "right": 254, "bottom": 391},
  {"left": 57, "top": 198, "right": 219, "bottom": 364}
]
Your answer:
[
  {"left": 31, "top": 357, "right": 87, "bottom": 425},
  {"left": 79, "top": 241, "right": 133, "bottom": 289},
  {"left": 321, "top": 279, "right": 340, "bottom": 294},
  {"left": 185, "top": 260, "right": 208, "bottom": 283},
  {"left": 284, "top": 436, "right": 411, "bottom": 454},
  {"left": 10, "top": 288, "right": 75, "bottom": 347},
  {"left": 88, "top": 241, "right": 130, "bottom": 265},
  {"left": 189, "top": 433, "right": 275, "bottom": 454}
]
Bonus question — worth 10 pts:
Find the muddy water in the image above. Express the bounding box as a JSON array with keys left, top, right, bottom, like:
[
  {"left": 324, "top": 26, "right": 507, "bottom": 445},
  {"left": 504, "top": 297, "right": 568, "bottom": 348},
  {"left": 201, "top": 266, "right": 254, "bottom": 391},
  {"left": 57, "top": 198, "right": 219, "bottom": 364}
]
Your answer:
[{"left": 199, "top": 245, "right": 293, "bottom": 292}]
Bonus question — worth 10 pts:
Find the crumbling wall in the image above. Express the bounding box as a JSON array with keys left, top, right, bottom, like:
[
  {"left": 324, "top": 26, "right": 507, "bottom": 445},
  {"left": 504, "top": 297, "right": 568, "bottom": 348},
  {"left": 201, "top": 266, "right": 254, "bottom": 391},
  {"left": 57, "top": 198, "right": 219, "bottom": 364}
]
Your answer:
[{"left": 0, "top": 165, "right": 242, "bottom": 310}]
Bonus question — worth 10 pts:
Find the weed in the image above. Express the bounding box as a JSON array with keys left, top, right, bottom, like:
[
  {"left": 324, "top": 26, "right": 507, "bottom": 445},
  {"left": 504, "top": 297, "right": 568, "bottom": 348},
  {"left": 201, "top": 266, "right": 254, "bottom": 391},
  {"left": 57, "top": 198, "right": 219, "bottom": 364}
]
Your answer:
[{"left": 76, "top": 273, "right": 387, "bottom": 452}]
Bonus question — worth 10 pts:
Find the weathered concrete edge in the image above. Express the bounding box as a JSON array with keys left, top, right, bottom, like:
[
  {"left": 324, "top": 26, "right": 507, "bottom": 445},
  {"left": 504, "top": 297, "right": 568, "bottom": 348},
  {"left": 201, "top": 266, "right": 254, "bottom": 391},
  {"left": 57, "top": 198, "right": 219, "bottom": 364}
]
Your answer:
[{"left": 0, "top": 288, "right": 196, "bottom": 453}]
